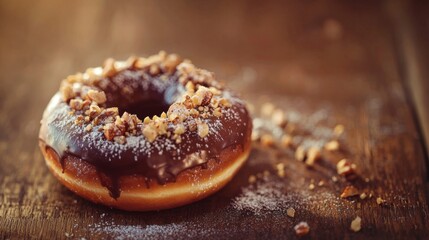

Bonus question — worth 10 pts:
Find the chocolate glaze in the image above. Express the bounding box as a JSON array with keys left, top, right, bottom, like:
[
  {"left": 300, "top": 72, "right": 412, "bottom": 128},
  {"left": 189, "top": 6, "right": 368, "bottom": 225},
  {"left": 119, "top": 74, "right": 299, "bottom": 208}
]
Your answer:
[{"left": 39, "top": 70, "right": 251, "bottom": 199}]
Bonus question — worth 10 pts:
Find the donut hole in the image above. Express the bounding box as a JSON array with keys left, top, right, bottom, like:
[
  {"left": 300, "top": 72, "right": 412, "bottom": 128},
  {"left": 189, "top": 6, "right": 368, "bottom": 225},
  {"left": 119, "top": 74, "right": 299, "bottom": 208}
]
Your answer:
[
  {"left": 120, "top": 99, "right": 170, "bottom": 119},
  {"left": 115, "top": 82, "right": 185, "bottom": 119}
]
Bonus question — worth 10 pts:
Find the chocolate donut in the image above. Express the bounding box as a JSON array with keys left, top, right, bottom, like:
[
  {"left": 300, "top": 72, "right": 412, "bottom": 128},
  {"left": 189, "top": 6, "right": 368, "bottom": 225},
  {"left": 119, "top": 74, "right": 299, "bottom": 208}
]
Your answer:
[{"left": 39, "top": 51, "right": 252, "bottom": 211}]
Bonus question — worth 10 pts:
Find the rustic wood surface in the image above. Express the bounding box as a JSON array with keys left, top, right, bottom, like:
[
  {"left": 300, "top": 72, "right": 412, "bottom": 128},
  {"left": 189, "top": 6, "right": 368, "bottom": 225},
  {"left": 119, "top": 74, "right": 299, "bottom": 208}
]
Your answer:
[{"left": 1, "top": 0, "right": 428, "bottom": 239}]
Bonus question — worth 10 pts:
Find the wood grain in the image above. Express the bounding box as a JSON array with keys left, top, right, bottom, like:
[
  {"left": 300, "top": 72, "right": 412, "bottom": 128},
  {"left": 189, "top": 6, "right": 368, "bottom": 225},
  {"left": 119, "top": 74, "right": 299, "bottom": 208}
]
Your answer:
[{"left": 1, "top": 0, "right": 428, "bottom": 239}]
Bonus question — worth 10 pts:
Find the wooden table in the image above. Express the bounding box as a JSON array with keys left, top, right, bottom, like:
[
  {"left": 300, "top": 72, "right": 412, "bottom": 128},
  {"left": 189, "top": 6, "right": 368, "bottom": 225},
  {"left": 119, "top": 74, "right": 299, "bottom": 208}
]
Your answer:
[{"left": 1, "top": 1, "right": 428, "bottom": 239}]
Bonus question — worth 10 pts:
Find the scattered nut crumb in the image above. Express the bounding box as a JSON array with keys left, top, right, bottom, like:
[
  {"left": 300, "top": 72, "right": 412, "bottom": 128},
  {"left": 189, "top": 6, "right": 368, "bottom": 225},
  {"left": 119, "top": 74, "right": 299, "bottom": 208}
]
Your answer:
[
  {"left": 360, "top": 193, "right": 367, "bottom": 200},
  {"left": 261, "top": 103, "right": 275, "bottom": 117},
  {"left": 276, "top": 163, "right": 285, "bottom": 177},
  {"left": 306, "top": 146, "right": 321, "bottom": 166},
  {"left": 318, "top": 180, "right": 325, "bottom": 187},
  {"left": 287, "top": 207, "right": 295, "bottom": 218},
  {"left": 248, "top": 175, "right": 256, "bottom": 184},
  {"left": 294, "top": 222, "right": 310, "bottom": 237},
  {"left": 331, "top": 176, "right": 338, "bottom": 182},
  {"left": 260, "top": 134, "right": 275, "bottom": 147},
  {"left": 280, "top": 135, "right": 293, "bottom": 148},
  {"left": 376, "top": 197, "right": 386, "bottom": 205},
  {"left": 350, "top": 216, "right": 362, "bottom": 232},
  {"left": 85, "top": 124, "right": 93, "bottom": 132},
  {"left": 272, "top": 109, "right": 286, "bottom": 126},
  {"left": 324, "top": 140, "right": 340, "bottom": 151},
  {"left": 251, "top": 131, "right": 260, "bottom": 141},
  {"left": 334, "top": 124, "right": 345, "bottom": 137},
  {"left": 340, "top": 185, "right": 359, "bottom": 198},
  {"left": 308, "top": 183, "right": 315, "bottom": 190},
  {"left": 336, "top": 159, "right": 357, "bottom": 177},
  {"left": 295, "top": 145, "right": 306, "bottom": 161}
]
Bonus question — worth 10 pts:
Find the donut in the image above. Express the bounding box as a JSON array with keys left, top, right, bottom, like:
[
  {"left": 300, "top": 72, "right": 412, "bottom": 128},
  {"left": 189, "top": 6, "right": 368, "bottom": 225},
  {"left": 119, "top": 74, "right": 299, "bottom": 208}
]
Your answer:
[{"left": 39, "top": 51, "right": 252, "bottom": 211}]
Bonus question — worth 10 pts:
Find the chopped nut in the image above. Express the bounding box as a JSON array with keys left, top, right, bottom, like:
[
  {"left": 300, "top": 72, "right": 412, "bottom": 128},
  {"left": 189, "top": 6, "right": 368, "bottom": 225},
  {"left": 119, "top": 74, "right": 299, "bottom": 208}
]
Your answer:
[
  {"left": 272, "top": 109, "right": 286, "bottom": 126},
  {"left": 334, "top": 124, "right": 345, "bottom": 137},
  {"left": 286, "top": 207, "right": 295, "bottom": 218},
  {"left": 197, "top": 122, "right": 209, "bottom": 138},
  {"left": 149, "top": 64, "right": 160, "bottom": 75},
  {"left": 318, "top": 180, "right": 325, "bottom": 187},
  {"left": 88, "top": 104, "right": 102, "bottom": 118},
  {"left": 85, "top": 124, "right": 93, "bottom": 132},
  {"left": 276, "top": 163, "right": 285, "bottom": 177},
  {"left": 280, "top": 135, "right": 293, "bottom": 148},
  {"left": 251, "top": 131, "right": 260, "bottom": 141},
  {"left": 162, "top": 54, "right": 181, "bottom": 73},
  {"left": 219, "top": 98, "right": 231, "bottom": 107},
  {"left": 209, "top": 87, "right": 221, "bottom": 95},
  {"left": 324, "top": 140, "right": 340, "bottom": 151},
  {"left": 331, "top": 176, "right": 338, "bottom": 182},
  {"left": 125, "top": 56, "right": 138, "bottom": 68},
  {"left": 86, "top": 89, "right": 107, "bottom": 104},
  {"left": 60, "top": 83, "right": 75, "bottom": 101},
  {"left": 350, "top": 216, "right": 362, "bottom": 232},
  {"left": 213, "top": 108, "right": 222, "bottom": 117},
  {"left": 306, "top": 147, "right": 321, "bottom": 167},
  {"left": 261, "top": 102, "right": 275, "bottom": 117},
  {"left": 174, "top": 124, "right": 186, "bottom": 135},
  {"left": 114, "top": 136, "right": 126, "bottom": 144},
  {"left": 260, "top": 134, "right": 275, "bottom": 147},
  {"left": 336, "top": 159, "right": 357, "bottom": 177},
  {"left": 294, "top": 222, "right": 310, "bottom": 237},
  {"left": 142, "top": 125, "right": 158, "bottom": 142},
  {"left": 248, "top": 175, "right": 256, "bottom": 184},
  {"left": 103, "top": 123, "right": 116, "bottom": 141},
  {"left": 308, "top": 183, "right": 315, "bottom": 190},
  {"left": 340, "top": 186, "right": 359, "bottom": 198},
  {"left": 376, "top": 197, "right": 386, "bottom": 205},
  {"left": 69, "top": 98, "right": 84, "bottom": 110},
  {"left": 102, "top": 58, "right": 117, "bottom": 77},
  {"left": 193, "top": 86, "right": 213, "bottom": 106},
  {"left": 74, "top": 115, "right": 85, "bottom": 125},
  {"left": 360, "top": 193, "right": 367, "bottom": 200},
  {"left": 185, "top": 81, "right": 195, "bottom": 93},
  {"left": 295, "top": 145, "right": 306, "bottom": 161}
]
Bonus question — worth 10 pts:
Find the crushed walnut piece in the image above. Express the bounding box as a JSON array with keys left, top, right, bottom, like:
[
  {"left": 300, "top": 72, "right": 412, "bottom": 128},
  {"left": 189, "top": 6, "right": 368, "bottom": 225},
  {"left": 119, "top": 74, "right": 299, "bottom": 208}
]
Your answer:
[
  {"left": 294, "top": 222, "right": 310, "bottom": 237},
  {"left": 261, "top": 134, "right": 275, "bottom": 147},
  {"left": 248, "top": 175, "right": 257, "bottom": 184},
  {"left": 286, "top": 207, "right": 295, "bottom": 218},
  {"left": 340, "top": 185, "right": 359, "bottom": 198},
  {"left": 295, "top": 145, "right": 306, "bottom": 161},
  {"left": 275, "top": 163, "right": 285, "bottom": 178},
  {"left": 334, "top": 124, "right": 345, "bottom": 137},
  {"left": 280, "top": 135, "right": 293, "bottom": 148},
  {"left": 306, "top": 146, "right": 321, "bottom": 167},
  {"left": 324, "top": 140, "right": 340, "bottom": 151},
  {"left": 350, "top": 216, "right": 362, "bottom": 232},
  {"left": 336, "top": 159, "right": 357, "bottom": 177},
  {"left": 86, "top": 89, "right": 106, "bottom": 104},
  {"left": 376, "top": 197, "right": 386, "bottom": 205}
]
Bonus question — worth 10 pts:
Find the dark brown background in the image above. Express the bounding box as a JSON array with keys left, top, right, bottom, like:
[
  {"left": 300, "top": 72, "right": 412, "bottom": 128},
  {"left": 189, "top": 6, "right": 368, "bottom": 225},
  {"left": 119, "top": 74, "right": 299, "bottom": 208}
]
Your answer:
[{"left": 1, "top": 0, "right": 429, "bottom": 239}]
